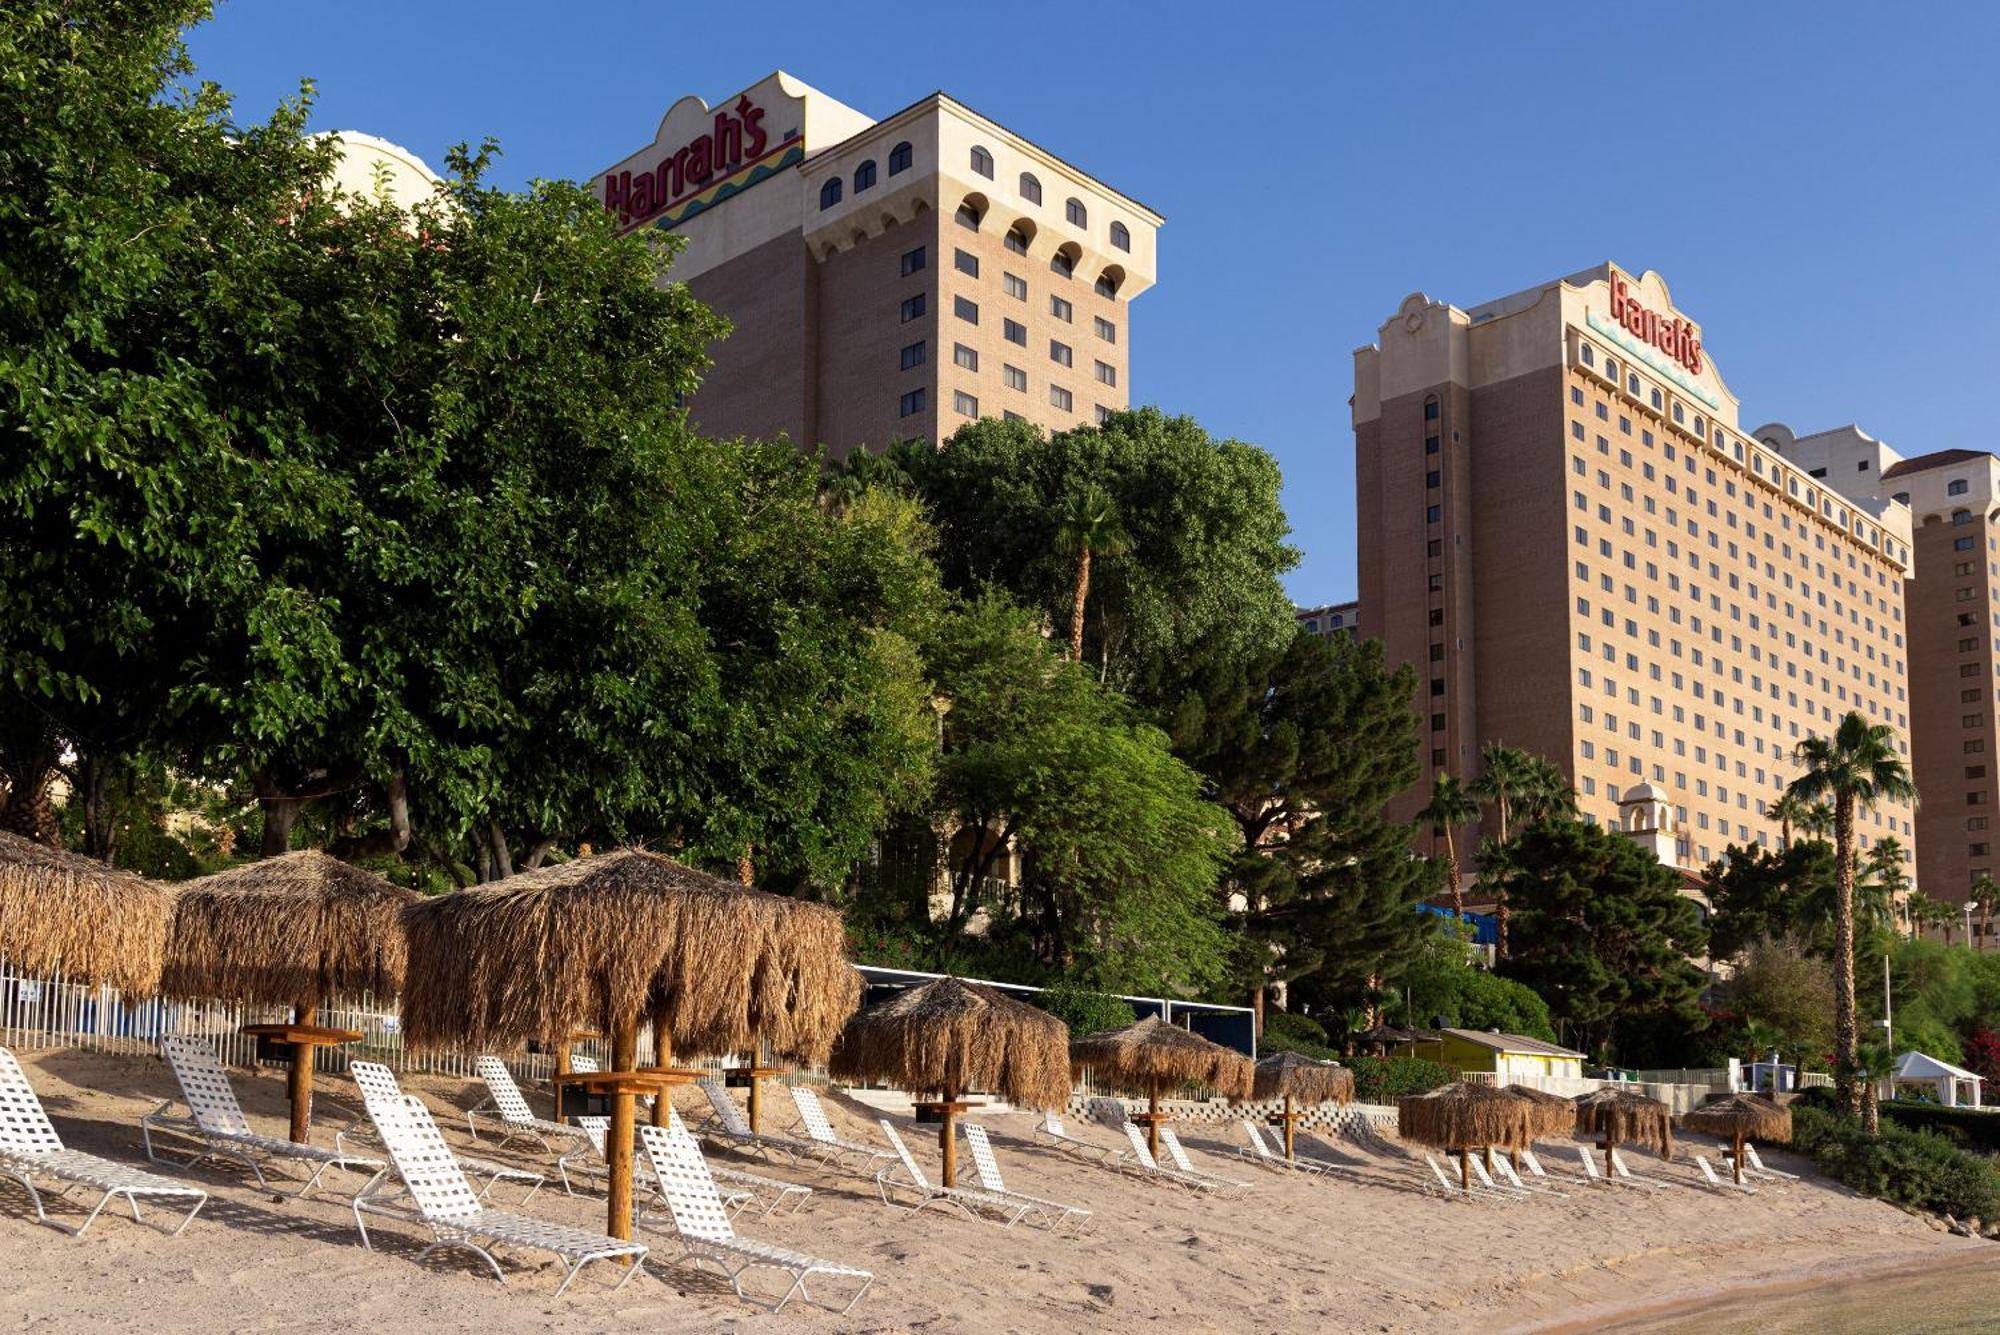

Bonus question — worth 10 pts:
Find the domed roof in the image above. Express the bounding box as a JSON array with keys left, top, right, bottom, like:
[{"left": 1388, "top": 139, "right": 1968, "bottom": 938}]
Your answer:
[{"left": 1618, "top": 781, "right": 1666, "bottom": 805}]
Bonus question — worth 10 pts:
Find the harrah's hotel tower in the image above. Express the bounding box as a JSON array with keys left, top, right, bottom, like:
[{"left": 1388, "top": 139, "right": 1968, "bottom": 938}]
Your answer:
[
  {"left": 591, "top": 72, "right": 1159, "bottom": 461},
  {"left": 1354, "top": 264, "right": 1921, "bottom": 887}
]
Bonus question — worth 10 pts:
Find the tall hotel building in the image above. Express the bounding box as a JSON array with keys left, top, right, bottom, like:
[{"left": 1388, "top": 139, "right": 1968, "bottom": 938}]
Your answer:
[
  {"left": 590, "top": 72, "right": 1159, "bottom": 459},
  {"left": 1353, "top": 264, "right": 1917, "bottom": 875}
]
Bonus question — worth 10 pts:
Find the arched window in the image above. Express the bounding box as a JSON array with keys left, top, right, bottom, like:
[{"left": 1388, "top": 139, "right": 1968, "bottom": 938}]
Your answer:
[
  {"left": 819, "top": 178, "right": 842, "bottom": 210},
  {"left": 1094, "top": 270, "right": 1120, "bottom": 298},
  {"left": 1005, "top": 223, "right": 1031, "bottom": 256},
  {"left": 1065, "top": 197, "right": 1087, "bottom": 227},
  {"left": 1050, "top": 248, "right": 1075, "bottom": 278},
  {"left": 970, "top": 145, "right": 994, "bottom": 179},
  {"left": 1109, "top": 221, "right": 1130, "bottom": 252},
  {"left": 853, "top": 160, "right": 877, "bottom": 193},
  {"left": 888, "top": 141, "right": 913, "bottom": 175},
  {"left": 1019, "top": 172, "right": 1041, "bottom": 204},
  {"left": 955, "top": 200, "right": 983, "bottom": 231}
]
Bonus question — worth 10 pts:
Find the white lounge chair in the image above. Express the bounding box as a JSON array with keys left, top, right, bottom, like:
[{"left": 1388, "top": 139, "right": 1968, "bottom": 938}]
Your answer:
[
  {"left": 639, "top": 1124, "right": 872, "bottom": 1315},
  {"left": 464, "top": 1055, "right": 591, "bottom": 1154},
  {"left": 0, "top": 1047, "right": 206, "bottom": 1237},
  {"left": 661, "top": 1104, "right": 811, "bottom": 1216},
  {"left": 1421, "top": 1152, "right": 1512, "bottom": 1203},
  {"left": 1033, "top": 1110, "right": 1112, "bottom": 1161},
  {"left": 568, "top": 1115, "right": 757, "bottom": 1218},
  {"left": 343, "top": 1061, "right": 544, "bottom": 1203},
  {"left": 1610, "top": 1148, "right": 1684, "bottom": 1190},
  {"left": 696, "top": 1077, "right": 818, "bottom": 1161},
  {"left": 873, "top": 1119, "right": 1030, "bottom": 1223},
  {"left": 355, "top": 1094, "right": 645, "bottom": 1297},
  {"left": 1157, "top": 1128, "right": 1253, "bottom": 1197},
  {"left": 1725, "top": 1143, "right": 1800, "bottom": 1182},
  {"left": 141, "top": 1035, "right": 382, "bottom": 1197},
  {"left": 960, "top": 1123, "right": 1091, "bottom": 1234},
  {"left": 1114, "top": 1122, "right": 1220, "bottom": 1192},
  {"left": 1493, "top": 1153, "right": 1564, "bottom": 1196},
  {"left": 790, "top": 1086, "right": 896, "bottom": 1172},
  {"left": 1239, "top": 1119, "right": 1353, "bottom": 1176},
  {"left": 1467, "top": 1153, "right": 1530, "bottom": 1199},
  {"left": 1695, "top": 1153, "right": 1757, "bottom": 1194}
]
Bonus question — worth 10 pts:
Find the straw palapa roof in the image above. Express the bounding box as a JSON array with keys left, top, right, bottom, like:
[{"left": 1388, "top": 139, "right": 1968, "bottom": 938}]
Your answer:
[
  {"left": 0, "top": 830, "right": 175, "bottom": 995},
  {"left": 1681, "top": 1092, "right": 1792, "bottom": 1144},
  {"left": 160, "top": 850, "right": 418, "bottom": 1008},
  {"left": 1068, "top": 1015, "right": 1255, "bottom": 1100},
  {"left": 1502, "top": 1084, "right": 1578, "bottom": 1139},
  {"left": 828, "top": 976, "right": 1070, "bottom": 1110},
  {"left": 1574, "top": 1086, "right": 1675, "bottom": 1160},
  {"left": 399, "top": 848, "right": 859, "bottom": 1063},
  {"left": 1249, "top": 1050, "right": 1356, "bottom": 1106},
  {"left": 1397, "top": 1080, "right": 1534, "bottom": 1152}
]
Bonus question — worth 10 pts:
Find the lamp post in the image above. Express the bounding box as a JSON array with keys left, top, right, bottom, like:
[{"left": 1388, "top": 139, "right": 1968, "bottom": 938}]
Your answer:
[{"left": 1965, "top": 901, "right": 1975, "bottom": 951}]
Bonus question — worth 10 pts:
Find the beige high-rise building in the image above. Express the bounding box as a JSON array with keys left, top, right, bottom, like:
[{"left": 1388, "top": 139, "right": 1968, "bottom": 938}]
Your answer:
[
  {"left": 1352, "top": 264, "right": 1917, "bottom": 878},
  {"left": 589, "top": 72, "right": 1160, "bottom": 460}
]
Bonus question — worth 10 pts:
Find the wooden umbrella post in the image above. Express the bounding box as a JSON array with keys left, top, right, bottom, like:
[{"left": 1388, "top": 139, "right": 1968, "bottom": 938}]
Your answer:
[
  {"left": 1148, "top": 1078, "right": 1163, "bottom": 1161},
  {"left": 650, "top": 1025, "right": 671, "bottom": 1129},
  {"left": 288, "top": 1004, "right": 317, "bottom": 1145},
  {"left": 1602, "top": 1137, "right": 1615, "bottom": 1179},
  {"left": 1283, "top": 1094, "right": 1296, "bottom": 1162},
  {"left": 1459, "top": 1147, "right": 1471, "bottom": 1192},
  {"left": 553, "top": 1039, "right": 572, "bottom": 1122},
  {"left": 1733, "top": 1132, "right": 1745, "bottom": 1186},
  {"left": 747, "top": 1060, "right": 763, "bottom": 1135},
  {"left": 607, "top": 1020, "right": 638, "bottom": 1242},
  {"left": 940, "top": 1089, "right": 960, "bottom": 1188}
]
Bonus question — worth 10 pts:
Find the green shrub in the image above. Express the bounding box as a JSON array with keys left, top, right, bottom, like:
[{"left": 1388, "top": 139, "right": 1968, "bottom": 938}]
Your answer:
[
  {"left": 1791, "top": 1105, "right": 2000, "bottom": 1220},
  {"left": 1880, "top": 1101, "right": 2000, "bottom": 1153},
  {"left": 1035, "top": 980, "right": 1138, "bottom": 1036},
  {"left": 1260, "top": 1010, "right": 1335, "bottom": 1059},
  {"left": 1347, "top": 1055, "right": 1454, "bottom": 1104}
]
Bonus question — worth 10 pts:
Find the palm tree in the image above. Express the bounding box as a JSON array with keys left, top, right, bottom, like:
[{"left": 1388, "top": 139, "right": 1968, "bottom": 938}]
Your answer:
[
  {"left": 1853, "top": 1036, "right": 1895, "bottom": 1137},
  {"left": 1858, "top": 839, "right": 1909, "bottom": 940},
  {"left": 1471, "top": 743, "right": 1539, "bottom": 960},
  {"left": 1796, "top": 802, "right": 1835, "bottom": 840},
  {"left": 1787, "top": 712, "right": 1918, "bottom": 1120},
  {"left": 1418, "top": 774, "right": 1480, "bottom": 917},
  {"left": 1767, "top": 791, "right": 1813, "bottom": 850},
  {"left": 1054, "top": 485, "right": 1129, "bottom": 663},
  {"left": 1972, "top": 875, "right": 1999, "bottom": 954},
  {"left": 1518, "top": 755, "right": 1578, "bottom": 826}
]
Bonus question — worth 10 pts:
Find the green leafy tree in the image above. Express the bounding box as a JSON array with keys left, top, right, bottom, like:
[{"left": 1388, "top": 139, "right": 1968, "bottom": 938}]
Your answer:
[
  {"left": 1703, "top": 840, "right": 1836, "bottom": 961},
  {"left": 1400, "top": 923, "right": 1555, "bottom": 1040},
  {"left": 1417, "top": 774, "right": 1479, "bottom": 917},
  {"left": 1972, "top": 875, "right": 1999, "bottom": 950},
  {"left": 1788, "top": 712, "right": 1919, "bottom": 1118},
  {"left": 1497, "top": 818, "right": 1709, "bottom": 1061},
  {"left": 1053, "top": 485, "right": 1129, "bottom": 663},
  {"left": 1725, "top": 936, "right": 1835, "bottom": 1071}
]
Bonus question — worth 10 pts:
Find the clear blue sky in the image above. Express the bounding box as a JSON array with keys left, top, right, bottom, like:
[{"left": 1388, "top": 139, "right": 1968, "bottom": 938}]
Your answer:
[{"left": 186, "top": 1, "right": 2000, "bottom": 605}]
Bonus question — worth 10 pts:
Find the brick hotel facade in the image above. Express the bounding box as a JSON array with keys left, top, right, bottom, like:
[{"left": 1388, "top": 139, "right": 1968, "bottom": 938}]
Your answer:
[
  {"left": 590, "top": 72, "right": 1160, "bottom": 460},
  {"left": 1353, "top": 264, "right": 1917, "bottom": 877}
]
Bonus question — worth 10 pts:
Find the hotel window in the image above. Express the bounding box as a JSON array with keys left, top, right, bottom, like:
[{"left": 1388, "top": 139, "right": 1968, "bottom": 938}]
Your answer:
[
  {"left": 1050, "top": 340, "right": 1073, "bottom": 367},
  {"left": 1425, "top": 435, "right": 1439, "bottom": 454},
  {"left": 1581, "top": 342, "right": 1595, "bottom": 366},
  {"left": 1424, "top": 396, "right": 1440, "bottom": 421},
  {"left": 1051, "top": 295, "right": 1073, "bottom": 322},
  {"left": 970, "top": 145, "right": 994, "bottom": 178},
  {"left": 1428, "top": 573, "right": 1444, "bottom": 592},
  {"left": 1426, "top": 504, "right": 1442, "bottom": 523},
  {"left": 1431, "top": 713, "right": 1445, "bottom": 732},
  {"left": 1096, "top": 404, "right": 1114, "bottom": 424},
  {"left": 1956, "top": 536, "right": 1976, "bottom": 551},
  {"left": 819, "top": 179, "right": 842, "bottom": 210},
  {"left": 898, "top": 388, "right": 925, "bottom": 417},
  {"left": 953, "top": 343, "right": 978, "bottom": 371},
  {"left": 1066, "top": 197, "right": 1087, "bottom": 227},
  {"left": 1095, "top": 272, "right": 1119, "bottom": 298},
  {"left": 1005, "top": 225, "right": 1030, "bottom": 256},
  {"left": 1001, "top": 278, "right": 1027, "bottom": 307},
  {"left": 1003, "top": 410, "right": 1026, "bottom": 422},
  {"left": 888, "top": 141, "right": 913, "bottom": 175},
  {"left": 1051, "top": 249, "right": 1076, "bottom": 278},
  {"left": 1111, "top": 221, "right": 1131, "bottom": 251},
  {"left": 954, "top": 296, "right": 978, "bottom": 325},
  {"left": 899, "top": 341, "right": 926, "bottom": 371},
  {"left": 954, "top": 248, "right": 979, "bottom": 277},
  {"left": 953, "top": 390, "right": 979, "bottom": 418},
  {"left": 900, "top": 246, "right": 926, "bottom": 276},
  {"left": 1096, "top": 360, "right": 1117, "bottom": 387},
  {"left": 1628, "top": 373, "right": 1641, "bottom": 395},
  {"left": 1426, "top": 470, "right": 1440, "bottom": 489},
  {"left": 1095, "top": 316, "right": 1116, "bottom": 342},
  {"left": 1429, "top": 643, "right": 1445, "bottom": 661},
  {"left": 854, "top": 160, "right": 876, "bottom": 193},
  {"left": 1003, "top": 319, "right": 1027, "bottom": 346},
  {"left": 1956, "top": 509, "right": 1974, "bottom": 526},
  {"left": 1651, "top": 388, "right": 1663, "bottom": 409},
  {"left": 1429, "top": 678, "right": 1445, "bottom": 696},
  {"left": 1050, "top": 385, "right": 1073, "bottom": 411},
  {"left": 899, "top": 293, "right": 925, "bottom": 323},
  {"left": 1432, "top": 749, "right": 1446, "bottom": 766},
  {"left": 1951, "top": 479, "right": 1971, "bottom": 496},
  {"left": 955, "top": 201, "right": 982, "bottom": 230},
  {"left": 1019, "top": 171, "right": 1042, "bottom": 204},
  {"left": 1004, "top": 364, "right": 1027, "bottom": 391}
]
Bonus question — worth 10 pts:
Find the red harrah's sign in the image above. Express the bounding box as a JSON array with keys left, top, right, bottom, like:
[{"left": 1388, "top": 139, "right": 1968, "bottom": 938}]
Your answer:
[
  {"left": 604, "top": 95, "right": 769, "bottom": 225},
  {"left": 1609, "top": 274, "right": 1703, "bottom": 375}
]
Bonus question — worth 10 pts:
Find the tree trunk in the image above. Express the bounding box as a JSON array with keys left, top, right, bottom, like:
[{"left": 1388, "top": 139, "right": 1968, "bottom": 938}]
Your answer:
[
  {"left": 1070, "top": 545, "right": 1092, "bottom": 661},
  {"left": 259, "top": 792, "right": 304, "bottom": 857},
  {"left": 1832, "top": 797, "right": 1861, "bottom": 1120},
  {"left": 1862, "top": 1075, "right": 1880, "bottom": 1136},
  {"left": 1444, "top": 831, "right": 1463, "bottom": 916},
  {"left": 1493, "top": 795, "right": 1511, "bottom": 960},
  {"left": 487, "top": 822, "right": 514, "bottom": 881},
  {"left": 737, "top": 847, "right": 754, "bottom": 887},
  {"left": 76, "top": 751, "right": 119, "bottom": 862}
]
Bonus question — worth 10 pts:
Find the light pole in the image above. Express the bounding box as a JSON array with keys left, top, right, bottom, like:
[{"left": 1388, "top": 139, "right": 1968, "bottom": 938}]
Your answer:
[{"left": 1965, "top": 901, "right": 1976, "bottom": 951}]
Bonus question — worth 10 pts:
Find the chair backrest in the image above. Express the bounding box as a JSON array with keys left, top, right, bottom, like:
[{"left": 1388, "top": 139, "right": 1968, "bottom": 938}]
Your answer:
[
  {"left": 1695, "top": 1154, "right": 1722, "bottom": 1186},
  {"left": 639, "top": 1124, "right": 735, "bottom": 1244},
  {"left": 571, "top": 1054, "right": 600, "bottom": 1074},
  {"left": 575, "top": 1115, "right": 609, "bottom": 1154},
  {"left": 0, "top": 1048, "right": 63, "bottom": 1155},
  {"left": 473, "top": 1055, "right": 536, "bottom": 1126},
  {"left": 1424, "top": 1153, "right": 1463, "bottom": 1194},
  {"left": 961, "top": 1123, "right": 1007, "bottom": 1193},
  {"left": 372, "top": 1094, "right": 482, "bottom": 1223},
  {"left": 1041, "top": 1110, "right": 1064, "bottom": 1137},
  {"left": 1746, "top": 1144, "right": 1768, "bottom": 1171},
  {"left": 666, "top": 1102, "right": 687, "bottom": 1135},
  {"left": 701, "top": 1077, "right": 753, "bottom": 1137},
  {"left": 877, "top": 1119, "right": 930, "bottom": 1191},
  {"left": 1242, "top": 1120, "right": 1275, "bottom": 1160},
  {"left": 791, "top": 1086, "right": 838, "bottom": 1144},
  {"left": 1495, "top": 1156, "right": 1525, "bottom": 1189},
  {"left": 1468, "top": 1155, "right": 1500, "bottom": 1190},
  {"left": 1574, "top": 1145, "right": 1602, "bottom": 1179},
  {"left": 1610, "top": 1148, "right": 1634, "bottom": 1178},
  {"left": 161, "top": 1035, "right": 251, "bottom": 1136},
  {"left": 1520, "top": 1148, "right": 1546, "bottom": 1177},
  {"left": 1120, "top": 1121, "right": 1159, "bottom": 1170},
  {"left": 1158, "top": 1126, "right": 1198, "bottom": 1174},
  {"left": 348, "top": 1060, "right": 402, "bottom": 1107}
]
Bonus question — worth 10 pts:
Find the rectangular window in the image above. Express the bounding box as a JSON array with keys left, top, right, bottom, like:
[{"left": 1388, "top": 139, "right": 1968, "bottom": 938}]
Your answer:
[
  {"left": 1425, "top": 435, "right": 1440, "bottom": 454},
  {"left": 1051, "top": 295, "right": 1073, "bottom": 322},
  {"left": 900, "top": 246, "right": 926, "bottom": 276},
  {"left": 1095, "top": 404, "right": 1113, "bottom": 424},
  {"left": 953, "top": 343, "right": 978, "bottom": 371},
  {"left": 1050, "top": 340, "right": 1073, "bottom": 367},
  {"left": 1005, "top": 273, "right": 1027, "bottom": 301},
  {"left": 953, "top": 296, "right": 978, "bottom": 325},
  {"left": 899, "top": 341, "right": 925, "bottom": 371},
  {"left": 1426, "top": 470, "right": 1441, "bottom": 489},
  {"left": 898, "top": 388, "right": 925, "bottom": 418},
  {"left": 953, "top": 248, "right": 979, "bottom": 277},
  {"left": 900, "top": 293, "right": 925, "bottom": 323},
  {"left": 1095, "top": 360, "right": 1117, "bottom": 387},
  {"left": 1095, "top": 316, "right": 1116, "bottom": 342},
  {"left": 1426, "top": 504, "right": 1442, "bottom": 523},
  {"left": 1050, "top": 385, "right": 1073, "bottom": 411},
  {"left": 1003, "top": 319, "right": 1027, "bottom": 346},
  {"left": 952, "top": 390, "right": 979, "bottom": 418},
  {"left": 1003, "top": 364, "right": 1027, "bottom": 392}
]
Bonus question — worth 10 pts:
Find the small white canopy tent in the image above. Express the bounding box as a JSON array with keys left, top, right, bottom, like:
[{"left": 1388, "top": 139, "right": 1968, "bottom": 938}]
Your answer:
[{"left": 1888, "top": 1051, "right": 1984, "bottom": 1108}]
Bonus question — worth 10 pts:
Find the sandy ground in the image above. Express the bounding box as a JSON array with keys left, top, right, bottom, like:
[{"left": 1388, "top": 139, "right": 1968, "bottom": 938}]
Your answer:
[{"left": 0, "top": 1046, "right": 1989, "bottom": 1334}]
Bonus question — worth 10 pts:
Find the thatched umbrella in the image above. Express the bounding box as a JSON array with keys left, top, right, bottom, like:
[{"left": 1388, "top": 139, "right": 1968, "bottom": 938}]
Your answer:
[
  {"left": 0, "top": 830, "right": 175, "bottom": 995},
  {"left": 1397, "top": 1080, "right": 1533, "bottom": 1191},
  {"left": 162, "top": 850, "right": 418, "bottom": 1143},
  {"left": 1352, "top": 1024, "right": 1425, "bottom": 1055},
  {"left": 1682, "top": 1092, "right": 1791, "bottom": 1185},
  {"left": 829, "top": 976, "right": 1069, "bottom": 1186},
  {"left": 1573, "top": 1086, "right": 1674, "bottom": 1177},
  {"left": 400, "top": 848, "right": 858, "bottom": 1241},
  {"left": 1247, "top": 1051, "right": 1355, "bottom": 1162},
  {"left": 1069, "top": 1015, "right": 1254, "bottom": 1161},
  {"left": 1500, "top": 1084, "right": 1576, "bottom": 1170}
]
